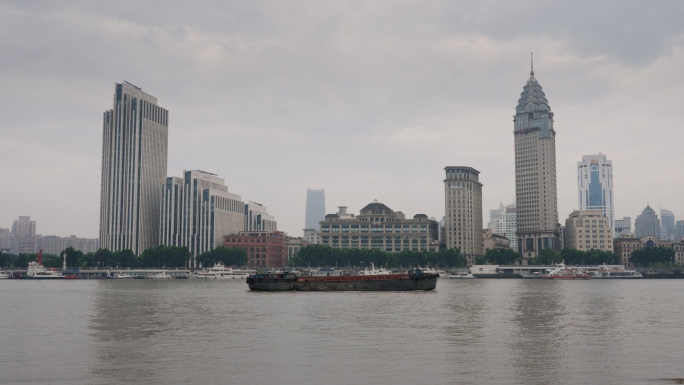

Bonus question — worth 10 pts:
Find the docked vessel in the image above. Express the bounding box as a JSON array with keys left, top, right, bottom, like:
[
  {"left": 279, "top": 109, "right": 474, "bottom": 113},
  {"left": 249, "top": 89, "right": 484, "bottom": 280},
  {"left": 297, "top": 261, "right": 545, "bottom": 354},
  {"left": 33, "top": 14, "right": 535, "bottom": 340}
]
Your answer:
[
  {"left": 192, "top": 263, "right": 254, "bottom": 279},
  {"left": 246, "top": 268, "right": 438, "bottom": 291},
  {"left": 542, "top": 263, "right": 591, "bottom": 280},
  {"left": 0, "top": 271, "right": 11, "bottom": 279},
  {"left": 357, "top": 263, "right": 392, "bottom": 276},
  {"left": 113, "top": 273, "right": 133, "bottom": 279},
  {"left": 589, "top": 264, "right": 642, "bottom": 279},
  {"left": 450, "top": 272, "right": 476, "bottom": 279},
  {"left": 26, "top": 250, "right": 64, "bottom": 279}
]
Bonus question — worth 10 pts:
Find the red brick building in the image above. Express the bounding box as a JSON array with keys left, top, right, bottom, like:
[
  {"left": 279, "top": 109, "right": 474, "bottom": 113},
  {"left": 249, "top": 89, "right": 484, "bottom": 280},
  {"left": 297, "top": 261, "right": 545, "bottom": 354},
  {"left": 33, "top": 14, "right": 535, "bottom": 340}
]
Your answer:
[{"left": 223, "top": 231, "right": 287, "bottom": 267}]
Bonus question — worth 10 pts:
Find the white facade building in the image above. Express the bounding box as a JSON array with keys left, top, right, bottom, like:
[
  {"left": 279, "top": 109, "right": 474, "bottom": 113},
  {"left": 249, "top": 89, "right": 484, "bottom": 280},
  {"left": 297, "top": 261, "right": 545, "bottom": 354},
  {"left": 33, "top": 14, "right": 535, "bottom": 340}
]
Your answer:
[
  {"left": 160, "top": 170, "right": 245, "bottom": 260},
  {"left": 577, "top": 153, "right": 614, "bottom": 231},
  {"left": 564, "top": 210, "right": 613, "bottom": 252},
  {"left": 99, "top": 82, "right": 168, "bottom": 255},
  {"left": 245, "top": 202, "right": 277, "bottom": 232}
]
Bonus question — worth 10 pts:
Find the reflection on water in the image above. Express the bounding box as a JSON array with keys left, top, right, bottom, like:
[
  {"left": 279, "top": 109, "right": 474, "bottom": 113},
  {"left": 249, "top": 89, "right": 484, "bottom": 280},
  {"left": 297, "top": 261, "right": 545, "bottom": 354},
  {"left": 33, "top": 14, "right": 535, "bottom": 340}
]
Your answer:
[{"left": 1, "top": 279, "right": 683, "bottom": 385}]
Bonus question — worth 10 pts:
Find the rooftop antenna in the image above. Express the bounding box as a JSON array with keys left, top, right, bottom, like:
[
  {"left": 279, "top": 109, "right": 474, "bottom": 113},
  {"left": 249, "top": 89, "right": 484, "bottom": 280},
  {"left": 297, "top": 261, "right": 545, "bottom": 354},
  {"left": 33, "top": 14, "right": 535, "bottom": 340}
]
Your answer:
[{"left": 530, "top": 52, "right": 534, "bottom": 76}]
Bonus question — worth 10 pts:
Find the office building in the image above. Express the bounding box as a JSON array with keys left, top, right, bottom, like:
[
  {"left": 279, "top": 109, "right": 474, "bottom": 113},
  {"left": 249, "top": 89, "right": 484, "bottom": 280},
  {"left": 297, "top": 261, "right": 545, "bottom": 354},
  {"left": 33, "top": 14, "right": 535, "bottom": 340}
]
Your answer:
[
  {"left": 0, "top": 228, "right": 11, "bottom": 251},
  {"left": 245, "top": 202, "right": 277, "bottom": 232},
  {"left": 99, "top": 82, "right": 168, "bottom": 255},
  {"left": 577, "top": 154, "right": 614, "bottom": 230},
  {"left": 563, "top": 210, "right": 613, "bottom": 252},
  {"left": 160, "top": 170, "right": 245, "bottom": 261},
  {"left": 514, "top": 58, "right": 560, "bottom": 259},
  {"left": 660, "top": 209, "right": 675, "bottom": 241},
  {"left": 319, "top": 200, "right": 439, "bottom": 252},
  {"left": 444, "top": 166, "right": 484, "bottom": 264},
  {"left": 674, "top": 220, "right": 684, "bottom": 244},
  {"left": 634, "top": 205, "right": 660, "bottom": 238},
  {"left": 304, "top": 188, "right": 326, "bottom": 234},
  {"left": 488, "top": 202, "right": 517, "bottom": 250},
  {"left": 615, "top": 217, "right": 632, "bottom": 236}
]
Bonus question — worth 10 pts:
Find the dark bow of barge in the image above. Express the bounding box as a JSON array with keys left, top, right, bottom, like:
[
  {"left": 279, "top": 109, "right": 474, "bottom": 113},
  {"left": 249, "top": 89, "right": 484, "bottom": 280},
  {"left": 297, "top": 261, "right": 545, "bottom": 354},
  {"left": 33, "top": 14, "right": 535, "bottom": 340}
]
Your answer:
[{"left": 246, "top": 269, "right": 438, "bottom": 291}]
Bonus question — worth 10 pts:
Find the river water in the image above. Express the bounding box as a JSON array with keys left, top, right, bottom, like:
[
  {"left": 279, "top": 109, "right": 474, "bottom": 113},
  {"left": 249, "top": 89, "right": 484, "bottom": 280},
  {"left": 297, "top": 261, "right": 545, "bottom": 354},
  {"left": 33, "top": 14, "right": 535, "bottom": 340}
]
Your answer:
[{"left": 1, "top": 279, "right": 683, "bottom": 385}]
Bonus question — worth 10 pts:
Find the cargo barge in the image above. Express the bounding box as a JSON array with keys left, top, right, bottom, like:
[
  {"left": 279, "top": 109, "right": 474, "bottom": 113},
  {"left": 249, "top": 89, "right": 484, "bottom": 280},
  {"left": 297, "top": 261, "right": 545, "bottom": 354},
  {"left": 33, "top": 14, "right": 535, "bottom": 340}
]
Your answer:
[{"left": 246, "top": 269, "right": 438, "bottom": 291}]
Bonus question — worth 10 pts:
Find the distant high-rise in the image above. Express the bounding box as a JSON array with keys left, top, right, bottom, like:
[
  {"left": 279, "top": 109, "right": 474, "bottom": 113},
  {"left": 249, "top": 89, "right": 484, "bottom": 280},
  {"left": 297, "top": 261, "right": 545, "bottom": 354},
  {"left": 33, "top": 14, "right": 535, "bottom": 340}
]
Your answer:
[
  {"left": 674, "top": 220, "right": 684, "bottom": 244},
  {"left": 304, "top": 188, "right": 326, "bottom": 233},
  {"left": 245, "top": 202, "right": 277, "bottom": 232},
  {"left": 99, "top": 82, "right": 168, "bottom": 255},
  {"left": 12, "top": 216, "right": 36, "bottom": 237},
  {"left": 660, "top": 209, "right": 675, "bottom": 241},
  {"left": 634, "top": 205, "right": 660, "bottom": 238},
  {"left": 577, "top": 154, "right": 614, "bottom": 231},
  {"left": 444, "top": 166, "right": 483, "bottom": 264},
  {"left": 487, "top": 202, "right": 517, "bottom": 250},
  {"left": 615, "top": 217, "right": 632, "bottom": 236},
  {"left": 514, "top": 56, "right": 560, "bottom": 259}
]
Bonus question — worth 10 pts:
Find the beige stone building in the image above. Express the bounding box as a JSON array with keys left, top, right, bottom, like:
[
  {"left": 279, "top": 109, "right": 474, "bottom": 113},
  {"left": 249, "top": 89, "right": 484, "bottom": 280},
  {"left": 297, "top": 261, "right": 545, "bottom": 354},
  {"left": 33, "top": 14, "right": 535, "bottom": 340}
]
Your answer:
[
  {"left": 564, "top": 210, "right": 613, "bottom": 252},
  {"left": 613, "top": 235, "right": 672, "bottom": 266},
  {"left": 483, "top": 228, "right": 511, "bottom": 251},
  {"left": 319, "top": 200, "right": 438, "bottom": 252},
  {"left": 444, "top": 166, "right": 483, "bottom": 265}
]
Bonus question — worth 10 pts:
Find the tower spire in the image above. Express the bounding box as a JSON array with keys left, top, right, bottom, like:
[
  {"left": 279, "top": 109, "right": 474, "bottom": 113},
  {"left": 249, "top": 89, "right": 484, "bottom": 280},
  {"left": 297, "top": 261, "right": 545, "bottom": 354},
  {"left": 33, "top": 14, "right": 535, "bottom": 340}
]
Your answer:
[{"left": 530, "top": 52, "right": 534, "bottom": 76}]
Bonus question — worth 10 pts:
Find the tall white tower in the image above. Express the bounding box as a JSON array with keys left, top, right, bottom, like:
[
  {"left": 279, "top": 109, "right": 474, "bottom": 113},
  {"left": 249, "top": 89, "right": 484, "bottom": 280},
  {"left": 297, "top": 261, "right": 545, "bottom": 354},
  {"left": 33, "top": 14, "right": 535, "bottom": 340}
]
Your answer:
[
  {"left": 99, "top": 82, "right": 168, "bottom": 255},
  {"left": 514, "top": 56, "right": 560, "bottom": 260},
  {"left": 577, "top": 153, "right": 614, "bottom": 231}
]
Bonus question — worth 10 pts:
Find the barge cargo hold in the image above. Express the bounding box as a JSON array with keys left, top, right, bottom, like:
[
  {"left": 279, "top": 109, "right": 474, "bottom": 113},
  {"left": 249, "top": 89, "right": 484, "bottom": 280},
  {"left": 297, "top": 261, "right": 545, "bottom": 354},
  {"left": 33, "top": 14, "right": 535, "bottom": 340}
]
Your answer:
[{"left": 246, "top": 269, "right": 438, "bottom": 291}]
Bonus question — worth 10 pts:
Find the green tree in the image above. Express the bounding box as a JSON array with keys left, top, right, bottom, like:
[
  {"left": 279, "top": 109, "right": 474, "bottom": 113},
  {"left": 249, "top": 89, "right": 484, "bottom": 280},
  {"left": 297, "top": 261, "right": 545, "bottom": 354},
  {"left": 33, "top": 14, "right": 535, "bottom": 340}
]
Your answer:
[
  {"left": 479, "top": 248, "right": 520, "bottom": 265},
  {"left": 41, "top": 254, "right": 62, "bottom": 268},
  {"left": 531, "top": 248, "right": 562, "bottom": 265},
  {"left": 630, "top": 246, "right": 674, "bottom": 267},
  {"left": 95, "top": 248, "right": 114, "bottom": 268}
]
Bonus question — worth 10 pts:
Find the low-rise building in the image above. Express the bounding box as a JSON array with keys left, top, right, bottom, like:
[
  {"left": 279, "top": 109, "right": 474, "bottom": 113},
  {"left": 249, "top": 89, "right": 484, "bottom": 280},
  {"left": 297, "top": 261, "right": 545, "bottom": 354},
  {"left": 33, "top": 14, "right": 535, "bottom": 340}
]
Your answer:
[
  {"left": 223, "top": 231, "right": 287, "bottom": 267},
  {"left": 483, "top": 228, "right": 510, "bottom": 251},
  {"left": 613, "top": 235, "right": 673, "bottom": 266},
  {"left": 564, "top": 210, "right": 613, "bottom": 252},
  {"left": 318, "top": 200, "right": 439, "bottom": 252},
  {"left": 287, "top": 237, "right": 308, "bottom": 263}
]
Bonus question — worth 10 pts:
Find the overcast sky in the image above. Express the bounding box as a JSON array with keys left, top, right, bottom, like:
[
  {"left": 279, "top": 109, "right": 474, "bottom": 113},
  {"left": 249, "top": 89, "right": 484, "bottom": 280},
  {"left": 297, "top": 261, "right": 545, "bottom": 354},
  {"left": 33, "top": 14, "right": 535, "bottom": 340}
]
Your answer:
[{"left": 1, "top": 1, "right": 683, "bottom": 239}]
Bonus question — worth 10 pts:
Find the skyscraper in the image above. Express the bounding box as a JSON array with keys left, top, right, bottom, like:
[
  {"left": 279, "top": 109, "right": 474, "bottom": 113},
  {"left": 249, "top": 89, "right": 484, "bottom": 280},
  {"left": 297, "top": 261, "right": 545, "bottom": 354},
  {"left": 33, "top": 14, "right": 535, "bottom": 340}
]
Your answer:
[
  {"left": 99, "top": 82, "right": 168, "bottom": 255},
  {"left": 487, "top": 202, "right": 517, "bottom": 250},
  {"left": 514, "top": 57, "right": 560, "bottom": 259},
  {"left": 577, "top": 154, "right": 614, "bottom": 231},
  {"left": 634, "top": 205, "right": 660, "bottom": 238},
  {"left": 444, "top": 166, "right": 483, "bottom": 264},
  {"left": 304, "top": 188, "right": 326, "bottom": 233}
]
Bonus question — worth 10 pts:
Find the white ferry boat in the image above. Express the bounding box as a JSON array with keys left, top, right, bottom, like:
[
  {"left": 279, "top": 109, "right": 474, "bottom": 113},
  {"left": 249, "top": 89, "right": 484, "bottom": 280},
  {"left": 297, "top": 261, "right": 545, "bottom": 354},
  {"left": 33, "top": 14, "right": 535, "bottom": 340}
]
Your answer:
[
  {"left": 0, "top": 271, "right": 11, "bottom": 279},
  {"left": 589, "top": 264, "right": 642, "bottom": 279},
  {"left": 358, "top": 263, "right": 392, "bottom": 276},
  {"left": 148, "top": 271, "right": 174, "bottom": 279},
  {"left": 193, "top": 263, "right": 254, "bottom": 279},
  {"left": 542, "top": 263, "right": 591, "bottom": 280},
  {"left": 113, "top": 273, "right": 133, "bottom": 279}
]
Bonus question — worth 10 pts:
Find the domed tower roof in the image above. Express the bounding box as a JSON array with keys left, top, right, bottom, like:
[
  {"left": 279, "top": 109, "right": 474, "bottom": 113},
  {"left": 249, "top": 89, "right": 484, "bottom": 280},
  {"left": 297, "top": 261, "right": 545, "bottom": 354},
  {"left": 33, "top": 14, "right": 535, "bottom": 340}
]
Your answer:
[
  {"left": 360, "top": 199, "right": 393, "bottom": 214},
  {"left": 516, "top": 53, "right": 551, "bottom": 114}
]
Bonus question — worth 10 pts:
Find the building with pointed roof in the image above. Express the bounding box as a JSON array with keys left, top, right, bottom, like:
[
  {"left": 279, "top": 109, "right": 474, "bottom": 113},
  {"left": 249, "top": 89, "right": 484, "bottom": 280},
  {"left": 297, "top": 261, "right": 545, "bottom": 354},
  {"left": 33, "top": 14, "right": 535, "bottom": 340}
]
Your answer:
[
  {"left": 635, "top": 205, "right": 660, "bottom": 238},
  {"left": 514, "top": 55, "right": 560, "bottom": 261}
]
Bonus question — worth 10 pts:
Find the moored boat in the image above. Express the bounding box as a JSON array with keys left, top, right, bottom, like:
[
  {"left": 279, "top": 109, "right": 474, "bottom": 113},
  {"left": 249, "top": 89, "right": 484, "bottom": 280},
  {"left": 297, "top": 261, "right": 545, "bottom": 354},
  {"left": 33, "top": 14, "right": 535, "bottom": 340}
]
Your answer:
[
  {"left": 246, "top": 268, "right": 439, "bottom": 291},
  {"left": 358, "top": 263, "right": 392, "bottom": 276},
  {"left": 0, "top": 271, "right": 11, "bottom": 279},
  {"left": 589, "top": 264, "right": 642, "bottom": 279},
  {"left": 542, "top": 263, "right": 591, "bottom": 280},
  {"left": 450, "top": 272, "right": 476, "bottom": 279},
  {"left": 192, "top": 263, "right": 254, "bottom": 279},
  {"left": 26, "top": 250, "right": 64, "bottom": 279}
]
